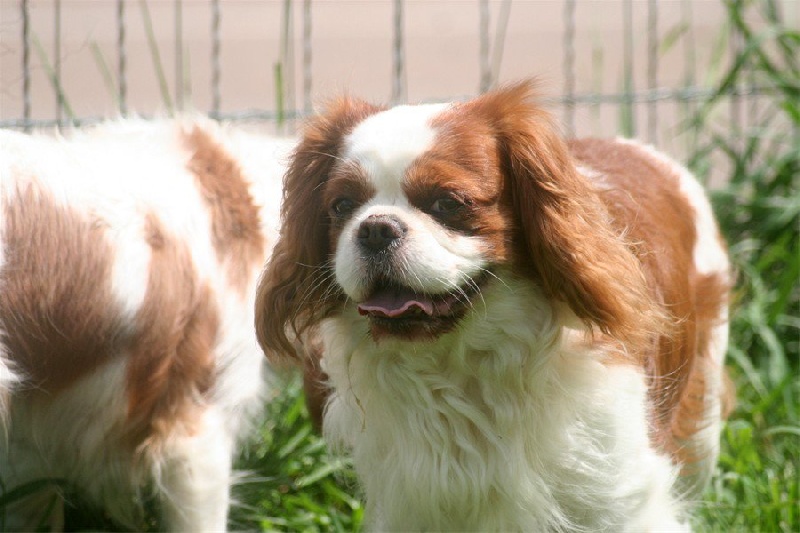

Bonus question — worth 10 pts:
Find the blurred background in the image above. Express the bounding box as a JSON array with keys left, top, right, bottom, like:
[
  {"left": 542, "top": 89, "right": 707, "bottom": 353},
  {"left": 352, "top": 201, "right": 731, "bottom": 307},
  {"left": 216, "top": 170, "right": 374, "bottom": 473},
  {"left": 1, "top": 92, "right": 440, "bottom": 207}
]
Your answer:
[
  {"left": 0, "top": 1, "right": 797, "bottom": 531},
  {"left": 1, "top": 1, "right": 794, "bottom": 159}
]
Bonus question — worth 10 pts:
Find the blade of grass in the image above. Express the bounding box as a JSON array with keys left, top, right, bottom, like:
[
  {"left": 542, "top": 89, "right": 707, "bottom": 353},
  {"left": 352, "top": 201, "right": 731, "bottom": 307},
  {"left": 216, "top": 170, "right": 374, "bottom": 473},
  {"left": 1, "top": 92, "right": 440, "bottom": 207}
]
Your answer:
[
  {"left": 90, "top": 41, "right": 122, "bottom": 111},
  {"left": 0, "top": 478, "right": 67, "bottom": 508},
  {"left": 274, "top": 62, "right": 285, "bottom": 130},
  {"left": 31, "top": 33, "right": 75, "bottom": 122},
  {"left": 139, "top": 0, "right": 174, "bottom": 115}
]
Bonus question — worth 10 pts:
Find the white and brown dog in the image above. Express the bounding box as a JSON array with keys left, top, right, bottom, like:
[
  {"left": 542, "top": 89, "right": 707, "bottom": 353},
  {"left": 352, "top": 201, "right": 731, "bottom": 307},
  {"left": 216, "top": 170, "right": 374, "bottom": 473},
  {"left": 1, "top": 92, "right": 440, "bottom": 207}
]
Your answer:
[
  {"left": 0, "top": 119, "right": 292, "bottom": 530},
  {"left": 256, "top": 81, "right": 733, "bottom": 531}
]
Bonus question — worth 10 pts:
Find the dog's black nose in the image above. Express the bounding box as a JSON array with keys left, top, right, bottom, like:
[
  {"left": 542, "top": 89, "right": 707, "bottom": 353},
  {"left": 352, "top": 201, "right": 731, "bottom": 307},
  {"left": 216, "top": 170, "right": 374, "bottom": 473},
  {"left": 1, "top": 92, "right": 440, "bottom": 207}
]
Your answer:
[{"left": 357, "top": 214, "right": 407, "bottom": 253}]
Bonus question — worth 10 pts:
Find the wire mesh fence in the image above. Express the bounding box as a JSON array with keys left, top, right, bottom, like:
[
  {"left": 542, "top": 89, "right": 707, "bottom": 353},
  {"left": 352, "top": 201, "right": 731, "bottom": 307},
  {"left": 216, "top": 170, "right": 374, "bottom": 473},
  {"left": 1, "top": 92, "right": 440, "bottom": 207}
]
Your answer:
[{"left": 0, "top": 0, "right": 790, "bottom": 156}]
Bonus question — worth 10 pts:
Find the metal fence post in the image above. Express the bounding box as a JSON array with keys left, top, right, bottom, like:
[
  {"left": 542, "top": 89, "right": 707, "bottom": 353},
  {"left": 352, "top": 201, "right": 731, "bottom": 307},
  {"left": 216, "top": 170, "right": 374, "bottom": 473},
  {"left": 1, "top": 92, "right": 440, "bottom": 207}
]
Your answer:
[
  {"left": 392, "top": 0, "right": 406, "bottom": 105},
  {"left": 647, "top": 0, "right": 658, "bottom": 144},
  {"left": 175, "top": 0, "right": 184, "bottom": 112},
  {"left": 622, "top": 0, "right": 636, "bottom": 137},
  {"left": 211, "top": 0, "right": 221, "bottom": 118},
  {"left": 303, "top": 0, "right": 313, "bottom": 116},
  {"left": 563, "top": 0, "right": 576, "bottom": 136},
  {"left": 479, "top": 0, "right": 491, "bottom": 94},
  {"left": 21, "top": 0, "right": 31, "bottom": 131},
  {"left": 117, "top": 0, "right": 127, "bottom": 116}
]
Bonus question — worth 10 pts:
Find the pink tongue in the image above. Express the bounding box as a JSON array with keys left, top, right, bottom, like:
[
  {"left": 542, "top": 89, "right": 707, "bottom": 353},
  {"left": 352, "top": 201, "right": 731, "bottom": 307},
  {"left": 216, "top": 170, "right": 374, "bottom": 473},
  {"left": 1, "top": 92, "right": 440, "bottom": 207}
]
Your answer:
[{"left": 358, "top": 287, "right": 435, "bottom": 318}]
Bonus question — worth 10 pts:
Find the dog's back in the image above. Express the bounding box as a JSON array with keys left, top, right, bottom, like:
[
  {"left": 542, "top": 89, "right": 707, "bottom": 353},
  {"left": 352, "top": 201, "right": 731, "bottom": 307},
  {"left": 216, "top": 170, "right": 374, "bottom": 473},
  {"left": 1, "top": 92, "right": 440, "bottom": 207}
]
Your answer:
[{"left": 0, "top": 120, "right": 291, "bottom": 530}]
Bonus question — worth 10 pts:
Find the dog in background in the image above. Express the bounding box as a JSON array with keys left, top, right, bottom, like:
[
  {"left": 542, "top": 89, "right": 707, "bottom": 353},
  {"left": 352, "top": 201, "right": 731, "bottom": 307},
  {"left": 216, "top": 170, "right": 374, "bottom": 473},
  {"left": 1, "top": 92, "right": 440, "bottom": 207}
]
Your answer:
[
  {"left": 256, "top": 81, "right": 733, "bottom": 531},
  {"left": 0, "top": 119, "right": 292, "bottom": 531}
]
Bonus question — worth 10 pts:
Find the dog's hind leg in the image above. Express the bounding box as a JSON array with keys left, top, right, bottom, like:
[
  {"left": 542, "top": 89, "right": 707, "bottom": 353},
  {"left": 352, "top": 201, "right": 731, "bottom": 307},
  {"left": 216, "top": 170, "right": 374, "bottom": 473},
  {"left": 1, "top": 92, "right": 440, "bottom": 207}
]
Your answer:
[{"left": 157, "top": 407, "right": 235, "bottom": 532}]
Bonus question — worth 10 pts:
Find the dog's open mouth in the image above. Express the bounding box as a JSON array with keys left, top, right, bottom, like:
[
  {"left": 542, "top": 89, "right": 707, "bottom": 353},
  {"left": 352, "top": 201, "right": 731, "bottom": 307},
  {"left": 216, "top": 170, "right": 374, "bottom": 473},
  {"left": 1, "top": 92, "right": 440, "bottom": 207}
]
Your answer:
[{"left": 356, "top": 273, "right": 490, "bottom": 340}]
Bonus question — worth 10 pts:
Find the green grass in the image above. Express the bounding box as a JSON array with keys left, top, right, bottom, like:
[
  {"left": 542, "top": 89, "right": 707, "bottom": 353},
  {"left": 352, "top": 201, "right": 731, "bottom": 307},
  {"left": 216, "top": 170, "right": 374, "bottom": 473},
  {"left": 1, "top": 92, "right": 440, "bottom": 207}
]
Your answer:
[
  {"left": 690, "top": 1, "right": 799, "bottom": 530},
  {"left": 229, "top": 375, "right": 363, "bottom": 532}
]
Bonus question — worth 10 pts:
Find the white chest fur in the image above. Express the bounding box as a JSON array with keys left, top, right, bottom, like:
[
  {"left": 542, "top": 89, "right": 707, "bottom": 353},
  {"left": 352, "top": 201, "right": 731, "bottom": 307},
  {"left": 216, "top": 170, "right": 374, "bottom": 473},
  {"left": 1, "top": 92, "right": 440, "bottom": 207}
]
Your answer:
[{"left": 321, "top": 276, "right": 686, "bottom": 532}]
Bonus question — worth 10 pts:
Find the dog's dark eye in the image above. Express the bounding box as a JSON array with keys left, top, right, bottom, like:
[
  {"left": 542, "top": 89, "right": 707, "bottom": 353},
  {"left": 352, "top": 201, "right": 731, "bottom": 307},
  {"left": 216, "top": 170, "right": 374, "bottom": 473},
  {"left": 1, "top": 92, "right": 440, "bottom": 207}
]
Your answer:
[
  {"left": 431, "top": 196, "right": 464, "bottom": 215},
  {"left": 330, "top": 197, "right": 357, "bottom": 218}
]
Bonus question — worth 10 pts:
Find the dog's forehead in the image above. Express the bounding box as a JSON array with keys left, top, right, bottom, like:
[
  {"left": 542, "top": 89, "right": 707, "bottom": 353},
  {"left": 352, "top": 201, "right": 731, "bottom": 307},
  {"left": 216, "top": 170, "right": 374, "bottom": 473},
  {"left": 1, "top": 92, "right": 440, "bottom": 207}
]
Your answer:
[{"left": 343, "top": 103, "right": 450, "bottom": 192}]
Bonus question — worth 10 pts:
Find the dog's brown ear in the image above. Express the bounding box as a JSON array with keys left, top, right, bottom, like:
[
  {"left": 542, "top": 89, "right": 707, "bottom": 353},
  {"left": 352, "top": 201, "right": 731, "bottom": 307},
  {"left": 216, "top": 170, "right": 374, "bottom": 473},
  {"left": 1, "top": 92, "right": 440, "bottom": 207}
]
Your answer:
[
  {"left": 255, "top": 97, "right": 382, "bottom": 361},
  {"left": 472, "top": 81, "right": 659, "bottom": 348},
  {"left": 300, "top": 335, "right": 329, "bottom": 432}
]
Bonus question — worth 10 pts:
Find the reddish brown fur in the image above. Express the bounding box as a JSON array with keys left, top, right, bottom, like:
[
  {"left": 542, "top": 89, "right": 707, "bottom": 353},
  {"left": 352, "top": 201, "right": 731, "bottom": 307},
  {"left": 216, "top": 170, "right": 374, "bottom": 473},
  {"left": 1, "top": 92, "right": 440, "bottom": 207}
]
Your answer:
[
  {"left": 569, "top": 139, "right": 697, "bottom": 404},
  {"left": 568, "top": 138, "right": 732, "bottom": 462},
  {"left": 323, "top": 166, "right": 377, "bottom": 249},
  {"left": 404, "top": 114, "right": 512, "bottom": 260},
  {"left": 694, "top": 272, "right": 735, "bottom": 421},
  {"left": 255, "top": 97, "right": 384, "bottom": 359},
  {"left": 465, "top": 85, "right": 666, "bottom": 355},
  {"left": 125, "top": 213, "right": 219, "bottom": 446},
  {"left": 299, "top": 333, "right": 329, "bottom": 432},
  {"left": 0, "top": 185, "right": 220, "bottom": 448},
  {"left": 0, "top": 184, "right": 125, "bottom": 392},
  {"left": 185, "top": 126, "right": 265, "bottom": 293},
  {"left": 670, "top": 271, "right": 732, "bottom": 469}
]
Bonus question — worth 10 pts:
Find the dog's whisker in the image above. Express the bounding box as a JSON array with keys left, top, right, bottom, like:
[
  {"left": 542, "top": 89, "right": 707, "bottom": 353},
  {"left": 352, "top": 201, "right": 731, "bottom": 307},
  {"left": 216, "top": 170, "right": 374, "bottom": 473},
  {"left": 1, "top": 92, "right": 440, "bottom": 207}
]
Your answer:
[
  {"left": 291, "top": 265, "right": 340, "bottom": 323},
  {"left": 481, "top": 268, "right": 509, "bottom": 291}
]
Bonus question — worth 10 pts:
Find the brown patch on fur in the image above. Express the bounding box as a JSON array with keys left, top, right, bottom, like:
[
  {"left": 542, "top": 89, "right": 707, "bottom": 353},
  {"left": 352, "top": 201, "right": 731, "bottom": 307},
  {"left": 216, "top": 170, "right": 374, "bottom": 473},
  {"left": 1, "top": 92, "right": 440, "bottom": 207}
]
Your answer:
[
  {"left": 466, "top": 82, "right": 666, "bottom": 355},
  {"left": 125, "top": 213, "right": 219, "bottom": 446},
  {"left": 404, "top": 114, "right": 513, "bottom": 261},
  {"left": 0, "top": 184, "right": 125, "bottom": 392},
  {"left": 670, "top": 272, "right": 732, "bottom": 467},
  {"left": 569, "top": 138, "right": 697, "bottom": 398},
  {"left": 323, "top": 165, "right": 377, "bottom": 249},
  {"left": 1, "top": 185, "right": 220, "bottom": 448},
  {"left": 670, "top": 356, "right": 711, "bottom": 471},
  {"left": 255, "top": 97, "right": 384, "bottom": 361},
  {"left": 185, "top": 125, "right": 265, "bottom": 293},
  {"left": 568, "top": 138, "right": 731, "bottom": 463},
  {"left": 695, "top": 272, "right": 735, "bottom": 418}
]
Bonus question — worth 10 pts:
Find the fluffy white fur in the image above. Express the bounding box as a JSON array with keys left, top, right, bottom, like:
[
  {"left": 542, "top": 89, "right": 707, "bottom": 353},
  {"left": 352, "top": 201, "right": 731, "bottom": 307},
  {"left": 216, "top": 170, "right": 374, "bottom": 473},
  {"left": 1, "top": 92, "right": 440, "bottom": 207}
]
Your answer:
[
  {"left": 0, "top": 119, "right": 292, "bottom": 531},
  {"left": 322, "top": 274, "right": 688, "bottom": 531}
]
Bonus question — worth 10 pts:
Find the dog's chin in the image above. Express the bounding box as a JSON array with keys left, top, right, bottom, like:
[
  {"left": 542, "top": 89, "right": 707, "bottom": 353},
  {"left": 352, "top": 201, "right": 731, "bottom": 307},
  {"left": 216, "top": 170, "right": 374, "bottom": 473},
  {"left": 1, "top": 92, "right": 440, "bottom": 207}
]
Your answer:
[
  {"left": 366, "top": 312, "right": 462, "bottom": 341},
  {"left": 353, "top": 272, "right": 490, "bottom": 341}
]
